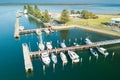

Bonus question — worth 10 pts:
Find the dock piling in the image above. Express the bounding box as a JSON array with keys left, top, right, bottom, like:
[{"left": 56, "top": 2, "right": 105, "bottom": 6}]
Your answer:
[
  {"left": 89, "top": 56, "right": 91, "bottom": 61},
  {"left": 80, "top": 58, "right": 83, "bottom": 63}
]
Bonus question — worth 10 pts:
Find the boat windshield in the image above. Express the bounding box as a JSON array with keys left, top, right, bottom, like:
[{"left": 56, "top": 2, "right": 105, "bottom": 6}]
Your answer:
[{"left": 104, "top": 50, "right": 108, "bottom": 53}]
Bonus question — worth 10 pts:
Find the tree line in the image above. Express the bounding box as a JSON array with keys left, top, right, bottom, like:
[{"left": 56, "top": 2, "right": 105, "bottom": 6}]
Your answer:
[
  {"left": 24, "top": 5, "right": 98, "bottom": 24},
  {"left": 24, "top": 5, "right": 50, "bottom": 23},
  {"left": 60, "top": 9, "right": 98, "bottom": 24}
]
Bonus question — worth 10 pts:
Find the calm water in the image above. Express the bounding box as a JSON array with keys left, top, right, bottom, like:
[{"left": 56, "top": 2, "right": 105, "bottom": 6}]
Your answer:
[{"left": 0, "top": 5, "right": 120, "bottom": 80}]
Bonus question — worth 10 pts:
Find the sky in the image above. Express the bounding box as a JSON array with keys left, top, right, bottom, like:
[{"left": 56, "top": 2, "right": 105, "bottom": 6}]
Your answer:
[{"left": 0, "top": 0, "right": 120, "bottom": 4}]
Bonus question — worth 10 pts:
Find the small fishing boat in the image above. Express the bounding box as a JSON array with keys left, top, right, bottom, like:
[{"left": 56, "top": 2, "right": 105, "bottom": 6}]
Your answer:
[
  {"left": 84, "top": 38, "right": 92, "bottom": 44},
  {"left": 39, "top": 43, "right": 45, "bottom": 51},
  {"left": 44, "top": 29, "right": 50, "bottom": 34},
  {"left": 68, "top": 51, "right": 79, "bottom": 63},
  {"left": 19, "top": 26, "right": 24, "bottom": 31},
  {"left": 60, "top": 42, "right": 66, "bottom": 48},
  {"left": 38, "top": 34, "right": 44, "bottom": 50},
  {"left": 41, "top": 52, "right": 50, "bottom": 65},
  {"left": 89, "top": 48, "right": 98, "bottom": 57},
  {"left": 60, "top": 52, "right": 68, "bottom": 63},
  {"left": 97, "top": 47, "right": 109, "bottom": 56},
  {"left": 51, "top": 53, "right": 57, "bottom": 64},
  {"left": 36, "top": 29, "right": 41, "bottom": 36},
  {"left": 46, "top": 42, "right": 52, "bottom": 50},
  {"left": 73, "top": 42, "right": 79, "bottom": 46}
]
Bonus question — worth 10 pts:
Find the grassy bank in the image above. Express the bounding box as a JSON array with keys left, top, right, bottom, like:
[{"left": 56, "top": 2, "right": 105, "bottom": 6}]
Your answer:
[
  {"left": 64, "top": 14, "right": 120, "bottom": 37},
  {"left": 66, "top": 14, "right": 120, "bottom": 27}
]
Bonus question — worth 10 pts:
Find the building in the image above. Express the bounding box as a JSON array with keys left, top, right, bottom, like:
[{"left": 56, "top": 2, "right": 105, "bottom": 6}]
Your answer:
[
  {"left": 110, "top": 18, "right": 120, "bottom": 32},
  {"left": 70, "top": 14, "right": 81, "bottom": 18},
  {"left": 111, "top": 18, "right": 120, "bottom": 24}
]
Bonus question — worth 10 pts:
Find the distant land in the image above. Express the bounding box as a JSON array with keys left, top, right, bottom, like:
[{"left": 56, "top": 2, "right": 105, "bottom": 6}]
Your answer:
[{"left": 0, "top": 3, "right": 93, "bottom": 6}]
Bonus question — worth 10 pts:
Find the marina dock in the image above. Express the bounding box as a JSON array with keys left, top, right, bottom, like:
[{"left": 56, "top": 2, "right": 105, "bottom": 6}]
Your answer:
[
  {"left": 14, "top": 11, "right": 20, "bottom": 38},
  {"left": 22, "top": 43, "right": 33, "bottom": 72},
  {"left": 28, "top": 39, "right": 120, "bottom": 57},
  {"left": 14, "top": 12, "right": 60, "bottom": 39}
]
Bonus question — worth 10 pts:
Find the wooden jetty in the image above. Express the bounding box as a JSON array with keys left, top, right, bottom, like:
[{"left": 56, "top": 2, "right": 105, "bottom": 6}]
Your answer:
[
  {"left": 22, "top": 43, "right": 33, "bottom": 72},
  {"left": 22, "top": 39, "right": 120, "bottom": 72},
  {"left": 26, "top": 39, "right": 120, "bottom": 57},
  {"left": 14, "top": 17, "right": 20, "bottom": 38}
]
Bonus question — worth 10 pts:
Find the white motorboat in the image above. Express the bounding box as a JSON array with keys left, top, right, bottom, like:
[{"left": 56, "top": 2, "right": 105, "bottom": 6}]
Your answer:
[
  {"left": 68, "top": 51, "right": 79, "bottom": 63},
  {"left": 19, "top": 26, "right": 24, "bottom": 31},
  {"left": 24, "top": 9, "right": 28, "bottom": 14},
  {"left": 39, "top": 43, "right": 45, "bottom": 51},
  {"left": 89, "top": 48, "right": 98, "bottom": 57},
  {"left": 60, "top": 52, "right": 68, "bottom": 63},
  {"left": 60, "top": 42, "right": 66, "bottom": 48},
  {"left": 73, "top": 42, "right": 79, "bottom": 46},
  {"left": 38, "top": 34, "right": 45, "bottom": 50},
  {"left": 44, "top": 29, "right": 50, "bottom": 34},
  {"left": 36, "top": 29, "right": 41, "bottom": 36},
  {"left": 84, "top": 38, "right": 93, "bottom": 44},
  {"left": 46, "top": 42, "right": 52, "bottom": 50},
  {"left": 51, "top": 53, "right": 57, "bottom": 64},
  {"left": 97, "top": 47, "right": 109, "bottom": 56},
  {"left": 41, "top": 52, "right": 50, "bottom": 65}
]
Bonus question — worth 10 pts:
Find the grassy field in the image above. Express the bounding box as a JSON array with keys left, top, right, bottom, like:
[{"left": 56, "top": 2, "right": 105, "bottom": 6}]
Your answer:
[
  {"left": 65, "top": 14, "right": 120, "bottom": 37},
  {"left": 66, "top": 14, "right": 120, "bottom": 27}
]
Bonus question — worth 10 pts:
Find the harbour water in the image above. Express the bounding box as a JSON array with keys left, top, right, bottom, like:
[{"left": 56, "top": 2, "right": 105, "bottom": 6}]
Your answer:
[{"left": 0, "top": 5, "right": 120, "bottom": 80}]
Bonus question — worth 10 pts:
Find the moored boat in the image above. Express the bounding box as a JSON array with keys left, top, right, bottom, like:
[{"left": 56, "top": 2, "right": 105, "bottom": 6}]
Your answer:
[
  {"left": 89, "top": 48, "right": 98, "bottom": 57},
  {"left": 41, "top": 52, "right": 50, "bottom": 65},
  {"left": 97, "top": 47, "right": 109, "bottom": 56},
  {"left": 73, "top": 42, "right": 79, "bottom": 46},
  {"left": 46, "top": 42, "right": 52, "bottom": 50},
  {"left": 68, "top": 50, "right": 79, "bottom": 63},
  {"left": 44, "top": 29, "right": 50, "bottom": 34},
  {"left": 51, "top": 53, "right": 57, "bottom": 64},
  {"left": 39, "top": 43, "right": 45, "bottom": 51},
  {"left": 60, "top": 52, "right": 68, "bottom": 63},
  {"left": 84, "top": 38, "right": 93, "bottom": 44},
  {"left": 60, "top": 42, "right": 66, "bottom": 48},
  {"left": 36, "top": 29, "right": 41, "bottom": 36}
]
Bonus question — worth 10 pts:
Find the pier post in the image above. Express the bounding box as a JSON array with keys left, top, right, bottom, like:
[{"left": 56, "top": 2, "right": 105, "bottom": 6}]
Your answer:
[
  {"left": 63, "top": 40, "right": 65, "bottom": 42},
  {"left": 69, "top": 39, "right": 71, "bottom": 45},
  {"left": 57, "top": 40, "right": 59, "bottom": 44},
  {"left": 80, "top": 58, "right": 83, "bottom": 63},
  {"left": 112, "top": 52, "right": 115, "bottom": 56},
  {"left": 89, "top": 56, "right": 91, "bottom": 61},
  {"left": 43, "top": 65, "right": 46, "bottom": 75},
  {"left": 53, "top": 63, "right": 55, "bottom": 72},
  {"left": 75, "top": 38, "right": 77, "bottom": 42}
]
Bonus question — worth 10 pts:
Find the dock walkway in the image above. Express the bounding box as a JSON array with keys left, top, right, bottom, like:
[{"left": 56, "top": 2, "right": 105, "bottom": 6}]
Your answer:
[
  {"left": 22, "top": 43, "right": 33, "bottom": 72},
  {"left": 28, "top": 39, "right": 120, "bottom": 57}
]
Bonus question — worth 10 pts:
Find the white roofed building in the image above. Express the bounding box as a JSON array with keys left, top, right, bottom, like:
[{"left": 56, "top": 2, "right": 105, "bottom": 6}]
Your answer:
[
  {"left": 70, "top": 14, "right": 81, "bottom": 18},
  {"left": 109, "top": 18, "right": 120, "bottom": 32},
  {"left": 111, "top": 18, "right": 120, "bottom": 24}
]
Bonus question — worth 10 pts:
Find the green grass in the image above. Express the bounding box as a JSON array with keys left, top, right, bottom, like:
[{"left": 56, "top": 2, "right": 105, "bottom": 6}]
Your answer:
[
  {"left": 65, "top": 14, "right": 120, "bottom": 36},
  {"left": 66, "top": 14, "right": 120, "bottom": 27}
]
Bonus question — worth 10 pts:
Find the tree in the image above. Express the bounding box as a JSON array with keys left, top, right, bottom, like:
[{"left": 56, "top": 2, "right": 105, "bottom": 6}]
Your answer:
[
  {"left": 76, "top": 11, "right": 80, "bottom": 14},
  {"left": 33, "top": 5, "right": 42, "bottom": 19},
  {"left": 60, "top": 9, "right": 70, "bottom": 24},
  {"left": 27, "top": 5, "right": 34, "bottom": 14},
  {"left": 23, "top": 5, "right": 27, "bottom": 10},
  {"left": 81, "top": 10, "right": 98, "bottom": 19},
  {"left": 71, "top": 10, "right": 75, "bottom": 14},
  {"left": 81, "top": 10, "right": 89, "bottom": 19},
  {"left": 43, "top": 9, "right": 50, "bottom": 22}
]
